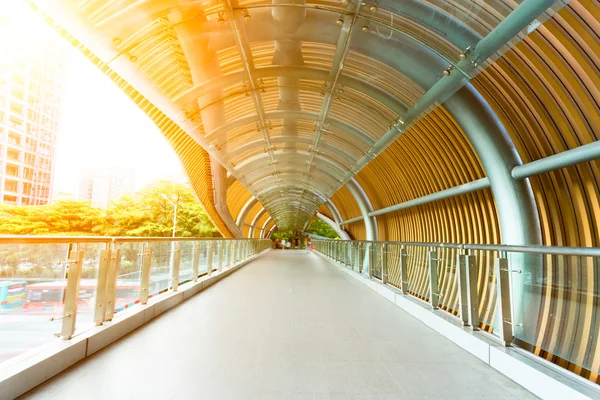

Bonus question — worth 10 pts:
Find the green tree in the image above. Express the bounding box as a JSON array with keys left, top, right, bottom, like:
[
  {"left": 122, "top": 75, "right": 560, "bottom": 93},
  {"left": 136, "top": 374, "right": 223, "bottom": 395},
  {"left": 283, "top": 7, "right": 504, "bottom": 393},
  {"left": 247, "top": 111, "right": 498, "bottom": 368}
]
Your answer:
[
  {"left": 306, "top": 219, "right": 339, "bottom": 239},
  {"left": 0, "top": 180, "right": 220, "bottom": 238},
  {"left": 101, "top": 180, "right": 219, "bottom": 237},
  {"left": 0, "top": 201, "right": 104, "bottom": 235}
]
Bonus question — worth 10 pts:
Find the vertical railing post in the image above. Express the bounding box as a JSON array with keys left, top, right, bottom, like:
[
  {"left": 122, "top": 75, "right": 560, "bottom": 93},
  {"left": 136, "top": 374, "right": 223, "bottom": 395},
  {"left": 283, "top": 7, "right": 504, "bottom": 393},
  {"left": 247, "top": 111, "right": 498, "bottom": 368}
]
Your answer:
[
  {"left": 358, "top": 243, "right": 362, "bottom": 273},
  {"left": 218, "top": 241, "right": 224, "bottom": 271},
  {"left": 191, "top": 241, "right": 200, "bottom": 281},
  {"left": 227, "top": 241, "right": 232, "bottom": 267},
  {"left": 366, "top": 242, "right": 372, "bottom": 278},
  {"left": 104, "top": 246, "right": 120, "bottom": 321},
  {"left": 345, "top": 242, "right": 349, "bottom": 266},
  {"left": 207, "top": 241, "right": 214, "bottom": 276},
  {"left": 465, "top": 252, "right": 480, "bottom": 330},
  {"left": 399, "top": 246, "right": 408, "bottom": 294},
  {"left": 171, "top": 243, "right": 181, "bottom": 291},
  {"left": 456, "top": 250, "right": 469, "bottom": 326},
  {"left": 140, "top": 242, "right": 152, "bottom": 304},
  {"left": 381, "top": 243, "right": 388, "bottom": 284},
  {"left": 94, "top": 243, "right": 111, "bottom": 326},
  {"left": 428, "top": 247, "right": 439, "bottom": 309},
  {"left": 496, "top": 252, "right": 513, "bottom": 346},
  {"left": 56, "top": 246, "right": 84, "bottom": 339}
]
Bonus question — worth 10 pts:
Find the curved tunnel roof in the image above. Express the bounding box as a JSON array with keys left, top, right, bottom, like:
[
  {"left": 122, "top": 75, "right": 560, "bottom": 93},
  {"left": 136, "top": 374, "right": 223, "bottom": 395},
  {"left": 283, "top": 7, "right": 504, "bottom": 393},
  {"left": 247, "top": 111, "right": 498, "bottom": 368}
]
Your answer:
[{"left": 26, "top": 0, "right": 568, "bottom": 232}]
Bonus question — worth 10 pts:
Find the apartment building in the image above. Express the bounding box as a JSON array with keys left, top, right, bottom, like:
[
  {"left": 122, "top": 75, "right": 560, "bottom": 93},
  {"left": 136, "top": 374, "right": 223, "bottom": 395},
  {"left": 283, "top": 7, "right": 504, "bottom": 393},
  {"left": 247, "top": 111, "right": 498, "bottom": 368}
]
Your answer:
[
  {"left": 79, "top": 167, "right": 135, "bottom": 208},
  {"left": 0, "top": 7, "right": 66, "bottom": 205}
]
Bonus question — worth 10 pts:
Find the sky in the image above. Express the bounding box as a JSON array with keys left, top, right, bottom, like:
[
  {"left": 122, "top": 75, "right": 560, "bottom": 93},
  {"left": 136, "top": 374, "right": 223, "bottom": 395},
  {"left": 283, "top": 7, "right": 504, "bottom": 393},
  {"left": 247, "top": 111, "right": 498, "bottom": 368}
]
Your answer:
[
  {"left": 54, "top": 47, "right": 187, "bottom": 195},
  {"left": 1, "top": 1, "right": 188, "bottom": 197}
]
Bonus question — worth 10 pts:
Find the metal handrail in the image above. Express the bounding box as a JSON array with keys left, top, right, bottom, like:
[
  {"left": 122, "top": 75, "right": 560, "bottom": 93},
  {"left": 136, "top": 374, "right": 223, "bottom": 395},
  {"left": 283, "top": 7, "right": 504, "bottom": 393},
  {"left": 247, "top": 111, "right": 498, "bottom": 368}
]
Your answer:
[
  {"left": 309, "top": 238, "right": 600, "bottom": 257},
  {"left": 0, "top": 235, "right": 270, "bottom": 244}
]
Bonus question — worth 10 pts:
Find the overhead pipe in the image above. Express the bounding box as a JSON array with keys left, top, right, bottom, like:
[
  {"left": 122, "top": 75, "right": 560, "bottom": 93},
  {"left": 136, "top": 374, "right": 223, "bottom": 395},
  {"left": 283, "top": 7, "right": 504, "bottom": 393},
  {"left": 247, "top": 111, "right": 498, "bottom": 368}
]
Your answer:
[
  {"left": 211, "top": 158, "right": 244, "bottom": 237},
  {"left": 341, "top": 138, "right": 600, "bottom": 222},
  {"left": 512, "top": 140, "right": 600, "bottom": 180}
]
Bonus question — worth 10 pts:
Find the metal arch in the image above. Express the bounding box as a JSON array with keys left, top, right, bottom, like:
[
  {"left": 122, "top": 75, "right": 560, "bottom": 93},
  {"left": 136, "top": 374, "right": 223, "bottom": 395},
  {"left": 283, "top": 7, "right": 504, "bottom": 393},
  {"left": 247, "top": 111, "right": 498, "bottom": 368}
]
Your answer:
[
  {"left": 345, "top": 178, "right": 378, "bottom": 242},
  {"left": 223, "top": 0, "right": 277, "bottom": 173},
  {"left": 444, "top": 84, "right": 542, "bottom": 334},
  {"left": 205, "top": 110, "right": 376, "bottom": 148},
  {"left": 236, "top": 196, "right": 258, "bottom": 228},
  {"left": 235, "top": 150, "right": 349, "bottom": 178},
  {"left": 67, "top": 0, "right": 483, "bottom": 76},
  {"left": 248, "top": 207, "right": 267, "bottom": 238},
  {"left": 259, "top": 216, "right": 273, "bottom": 238},
  {"left": 242, "top": 161, "right": 345, "bottom": 190},
  {"left": 262, "top": 190, "right": 325, "bottom": 206},
  {"left": 325, "top": 199, "right": 346, "bottom": 230},
  {"left": 30, "top": 0, "right": 553, "bottom": 233},
  {"left": 251, "top": 173, "right": 332, "bottom": 196},
  {"left": 226, "top": 136, "right": 366, "bottom": 169},
  {"left": 174, "top": 65, "right": 408, "bottom": 116},
  {"left": 265, "top": 199, "right": 321, "bottom": 216},
  {"left": 261, "top": 193, "right": 325, "bottom": 211},
  {"left": 249, "top": 170, "right": 339, "bottom": 193},
  {"left": 315, "top": 212, "right": 351, "bottom": 240}
]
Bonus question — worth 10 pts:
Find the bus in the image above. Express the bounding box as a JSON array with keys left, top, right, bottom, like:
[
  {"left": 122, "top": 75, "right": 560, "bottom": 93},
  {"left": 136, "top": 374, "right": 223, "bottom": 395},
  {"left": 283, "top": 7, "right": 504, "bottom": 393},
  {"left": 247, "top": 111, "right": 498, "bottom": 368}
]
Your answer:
[
  {"left": 0, "top": 281, "right": 27, "bottom": 309},
  {"left": 24, "top": 279, "right": 149, "bottom": 314}
]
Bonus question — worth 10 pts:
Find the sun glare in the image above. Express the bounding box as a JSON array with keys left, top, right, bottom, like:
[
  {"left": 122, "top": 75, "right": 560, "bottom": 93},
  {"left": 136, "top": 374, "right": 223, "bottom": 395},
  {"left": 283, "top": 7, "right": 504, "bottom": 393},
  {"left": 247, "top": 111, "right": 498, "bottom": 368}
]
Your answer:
[{"left": 0, "top": 1, "right": 56, "bottom": 56}]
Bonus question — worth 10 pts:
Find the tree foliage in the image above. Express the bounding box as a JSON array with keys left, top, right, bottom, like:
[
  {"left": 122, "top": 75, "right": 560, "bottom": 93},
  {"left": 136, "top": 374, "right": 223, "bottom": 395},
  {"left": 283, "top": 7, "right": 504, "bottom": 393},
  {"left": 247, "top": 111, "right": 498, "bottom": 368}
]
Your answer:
[
  {"left": 0, "top": 180, "right": 219, "bottom": 238},
  {"left": 306, "top": 219, "right": 339, "bottom": 239}
]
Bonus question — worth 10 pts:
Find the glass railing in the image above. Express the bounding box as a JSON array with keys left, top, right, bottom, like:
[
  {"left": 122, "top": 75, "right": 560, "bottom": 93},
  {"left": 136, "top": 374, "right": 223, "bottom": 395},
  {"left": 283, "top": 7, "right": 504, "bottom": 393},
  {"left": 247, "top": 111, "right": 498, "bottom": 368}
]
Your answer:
[
  {"left": 310, "top": 239, "right": 600, "bottom": 380},
  {"left": 0, "top": 236, "right": 271, "bottom": 366}
]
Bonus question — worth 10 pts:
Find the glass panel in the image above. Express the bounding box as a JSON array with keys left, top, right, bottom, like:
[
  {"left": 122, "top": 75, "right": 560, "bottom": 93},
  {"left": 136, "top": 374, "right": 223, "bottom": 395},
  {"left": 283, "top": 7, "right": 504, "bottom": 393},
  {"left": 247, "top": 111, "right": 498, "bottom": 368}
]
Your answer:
[
  {"left": 179, "top": 241, "right": 194, "bottom": 283},
  {"left": 472, "top": 249, "right": 497, "bottom": 332},
  {"left": 386, "top": 244, "right": 402, "bottom": 288},
  {"left": 75, "top": 243, "right": 105, "bottom": 332},
  {"left": 149, "top": 242, "right": 171, "bottom": 298},
  {"left": 510, "top": 252, "right": 599, "bottom": 376},
  {"left": 114, "top": 243, "right": 143, "bottom": 314},
  {"left": 371, "top": 243, "right": 381, "bottom": 280},
  {"left": 404, "top": 245, "right": 430, "bottom": 300},
  {"left": 0, "top": 243, "right": 69, "bottom": 364},
  {"left": 198, "top": 241, "right": 209, "bottom": 275},
  {"left": 436, "top": 247, "right": 459, "bottom": 315}
]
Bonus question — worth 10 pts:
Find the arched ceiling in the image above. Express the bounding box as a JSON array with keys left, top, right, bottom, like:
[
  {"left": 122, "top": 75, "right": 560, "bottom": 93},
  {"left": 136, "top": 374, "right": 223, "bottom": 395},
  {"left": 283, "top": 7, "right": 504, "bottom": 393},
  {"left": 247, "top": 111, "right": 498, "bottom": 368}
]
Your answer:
[{"left": 27, "top": 0, "right": 568, "bottom": 231}]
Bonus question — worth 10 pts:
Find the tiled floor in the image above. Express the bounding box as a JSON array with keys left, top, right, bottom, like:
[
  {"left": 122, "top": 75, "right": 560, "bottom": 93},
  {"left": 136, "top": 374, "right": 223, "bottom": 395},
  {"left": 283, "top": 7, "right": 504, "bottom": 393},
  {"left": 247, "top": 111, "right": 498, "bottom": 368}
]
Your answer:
[{"left": 21, "top": 251, "right": 536, "bottom": 399}]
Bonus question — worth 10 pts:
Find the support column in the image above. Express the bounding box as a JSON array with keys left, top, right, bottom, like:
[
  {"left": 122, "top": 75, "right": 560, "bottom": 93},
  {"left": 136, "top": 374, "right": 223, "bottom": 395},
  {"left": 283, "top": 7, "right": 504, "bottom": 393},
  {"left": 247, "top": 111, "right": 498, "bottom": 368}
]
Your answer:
[
  {"left": 345, "top": 178, "right": 378, "bottom": 274},
  {"left": 445, "top": 85, "right": 542, "bottom": 337}
]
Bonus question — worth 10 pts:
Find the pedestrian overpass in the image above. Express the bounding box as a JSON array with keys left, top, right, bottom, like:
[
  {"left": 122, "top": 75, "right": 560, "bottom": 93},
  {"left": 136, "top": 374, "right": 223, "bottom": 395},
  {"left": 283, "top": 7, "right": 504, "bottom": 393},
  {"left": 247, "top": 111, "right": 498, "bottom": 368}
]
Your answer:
[{"left": 2, "top": 0, "right": 600, "bottom": 398}]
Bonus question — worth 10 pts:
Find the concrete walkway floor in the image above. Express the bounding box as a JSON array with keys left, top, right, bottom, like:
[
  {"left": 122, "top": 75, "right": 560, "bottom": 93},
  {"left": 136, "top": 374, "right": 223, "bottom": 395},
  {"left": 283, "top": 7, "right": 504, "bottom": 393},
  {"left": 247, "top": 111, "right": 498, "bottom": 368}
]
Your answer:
[{"left": 21, "top": 250, "right": 535, "bottom": 399}]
